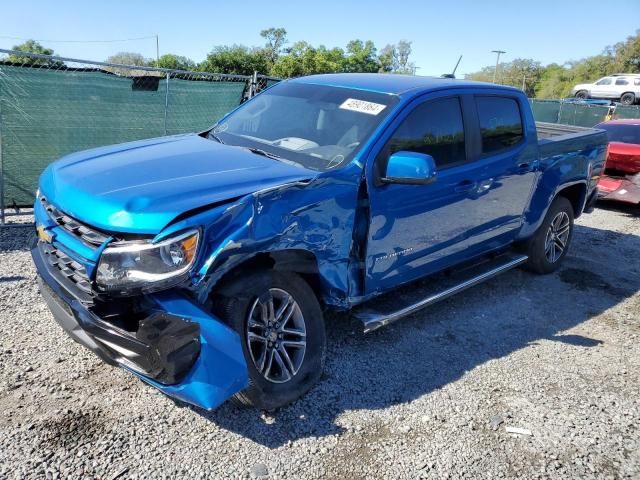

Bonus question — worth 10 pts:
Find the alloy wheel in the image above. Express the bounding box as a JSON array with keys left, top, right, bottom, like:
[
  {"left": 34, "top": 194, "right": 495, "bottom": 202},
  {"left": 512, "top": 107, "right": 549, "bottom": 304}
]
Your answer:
[
  {"left": 544, "top": 211, "right": 570, "bottom": 263},
  {"left": 246, "top": 288, "right": 307, "bottom": 383}
]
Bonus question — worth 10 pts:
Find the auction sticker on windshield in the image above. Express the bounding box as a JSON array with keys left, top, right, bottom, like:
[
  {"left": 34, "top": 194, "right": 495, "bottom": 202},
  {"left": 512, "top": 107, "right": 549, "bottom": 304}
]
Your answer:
[{"left": 339, "top": 98, "right": 387, "bottom": 115}]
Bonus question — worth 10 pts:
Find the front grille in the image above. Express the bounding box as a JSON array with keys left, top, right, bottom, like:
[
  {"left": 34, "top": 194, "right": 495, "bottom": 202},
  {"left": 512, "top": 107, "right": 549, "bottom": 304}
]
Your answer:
[
  {"left": 39, "top": 242, "right": 94, "bottom": 302},
  {"left": 40, "top": 197, "right": 109, "bottom": 248}
]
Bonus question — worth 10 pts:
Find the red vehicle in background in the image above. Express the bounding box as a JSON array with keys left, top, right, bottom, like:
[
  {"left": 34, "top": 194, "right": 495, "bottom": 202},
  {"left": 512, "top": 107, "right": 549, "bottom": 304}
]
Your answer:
[{"left": 595, "top": 119, "right": 640, "bottom": 205}]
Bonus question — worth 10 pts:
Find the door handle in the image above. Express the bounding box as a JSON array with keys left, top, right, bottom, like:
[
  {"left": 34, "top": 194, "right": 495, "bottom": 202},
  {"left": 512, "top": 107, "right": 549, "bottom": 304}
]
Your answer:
[{"left": 454, "top": 180, "right": 476, "bottom": 192}]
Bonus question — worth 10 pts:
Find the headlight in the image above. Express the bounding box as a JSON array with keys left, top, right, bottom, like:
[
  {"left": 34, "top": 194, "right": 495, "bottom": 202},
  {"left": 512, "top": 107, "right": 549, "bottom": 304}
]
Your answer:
[{"left": 96, "top": 229, "right": 199, "bottom": 294}]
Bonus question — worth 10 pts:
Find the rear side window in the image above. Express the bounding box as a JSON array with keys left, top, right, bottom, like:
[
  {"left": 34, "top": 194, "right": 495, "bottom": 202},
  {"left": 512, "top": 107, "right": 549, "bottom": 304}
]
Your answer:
[
  {"left": 615, "top": 78, "right": 629, "bottom": 85},
  {"left": 385, "top": 97, "right": 466, "bottom": 169},
  {"left": 634, "top": 78, "right": 640, "bottom": 86},
  {"left": 475, "top": 96, "right": 524, "bottom": 154}
]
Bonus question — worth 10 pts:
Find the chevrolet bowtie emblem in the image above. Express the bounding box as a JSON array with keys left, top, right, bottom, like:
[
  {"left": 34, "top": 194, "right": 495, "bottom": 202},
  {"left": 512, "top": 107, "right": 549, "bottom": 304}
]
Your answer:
[{"left": 36, "top": 224, "right": 53, "bottom": 243}]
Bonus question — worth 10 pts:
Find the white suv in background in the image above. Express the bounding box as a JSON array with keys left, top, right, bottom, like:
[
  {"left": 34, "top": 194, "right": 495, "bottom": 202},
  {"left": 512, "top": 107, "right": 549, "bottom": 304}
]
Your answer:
[{"left": 571, "top": 74, "right": 640, "bottom": 105}]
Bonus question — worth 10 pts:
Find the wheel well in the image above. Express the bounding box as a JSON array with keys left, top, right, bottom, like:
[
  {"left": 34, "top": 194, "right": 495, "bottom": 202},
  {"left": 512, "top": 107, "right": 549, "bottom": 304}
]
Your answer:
[
  {"left": 210, "top": 250, "right": 323, "bottom": 302},
  {"left": 556, "top": 183, "right": 586, "bottom": 217}
]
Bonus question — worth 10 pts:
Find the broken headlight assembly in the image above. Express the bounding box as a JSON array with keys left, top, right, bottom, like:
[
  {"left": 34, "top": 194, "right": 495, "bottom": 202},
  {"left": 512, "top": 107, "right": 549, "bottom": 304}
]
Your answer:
[{"left": 96, "top": 229, "right": 199, "bottom": 295}]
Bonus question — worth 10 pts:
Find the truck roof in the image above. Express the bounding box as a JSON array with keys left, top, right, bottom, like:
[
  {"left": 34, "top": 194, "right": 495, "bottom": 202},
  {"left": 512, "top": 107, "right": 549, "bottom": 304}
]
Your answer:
[{"left": 290, "top": 73, "right": 519, "bottom": 97}]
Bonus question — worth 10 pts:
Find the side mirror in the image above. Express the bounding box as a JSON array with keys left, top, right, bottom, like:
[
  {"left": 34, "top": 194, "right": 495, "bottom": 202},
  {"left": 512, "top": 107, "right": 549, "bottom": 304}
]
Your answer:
[{"left": 382, "top": 151, "right": 437, "bottom": 185}]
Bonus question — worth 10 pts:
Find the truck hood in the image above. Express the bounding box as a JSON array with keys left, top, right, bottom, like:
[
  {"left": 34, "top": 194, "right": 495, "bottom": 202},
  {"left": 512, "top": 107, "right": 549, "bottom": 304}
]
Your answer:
[{"left": 39, "top": 134, "right": 317, "bottom": 234}]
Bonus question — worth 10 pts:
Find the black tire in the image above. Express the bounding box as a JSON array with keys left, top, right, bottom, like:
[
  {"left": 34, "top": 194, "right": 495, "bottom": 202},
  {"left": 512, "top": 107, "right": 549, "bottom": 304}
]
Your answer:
[
  {"left": 575, "top": 90, "right": 589, "bottom": 99},
  {"left": 523, "top": 196, "right": 574, "bottom": 274},
  {"left": 620, "top": 92, "right": 636, "bottom": 106},
  {"left": 210, "top": 270, "right": 326, "bottom": 410}
]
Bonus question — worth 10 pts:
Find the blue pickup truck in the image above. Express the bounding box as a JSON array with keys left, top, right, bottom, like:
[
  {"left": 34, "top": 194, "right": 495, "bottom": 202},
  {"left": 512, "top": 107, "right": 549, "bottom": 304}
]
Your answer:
[{"left": 32, "top": 74, "right": 606, "bottom": 410}]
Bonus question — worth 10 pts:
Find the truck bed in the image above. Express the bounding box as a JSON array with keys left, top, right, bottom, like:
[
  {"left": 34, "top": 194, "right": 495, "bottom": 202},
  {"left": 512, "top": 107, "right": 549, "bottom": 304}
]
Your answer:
[
  {"left": 536, "top": 121, "right": 599, "bottom": 140},
  {"left": 536, "top": 121, "right": 608, "bottom": 161}
]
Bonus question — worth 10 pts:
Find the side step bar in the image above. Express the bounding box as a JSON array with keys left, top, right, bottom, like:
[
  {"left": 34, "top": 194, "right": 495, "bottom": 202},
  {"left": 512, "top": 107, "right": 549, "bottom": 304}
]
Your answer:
[{"left": 353, "top": 253, "right": 529, "bottom": 333}]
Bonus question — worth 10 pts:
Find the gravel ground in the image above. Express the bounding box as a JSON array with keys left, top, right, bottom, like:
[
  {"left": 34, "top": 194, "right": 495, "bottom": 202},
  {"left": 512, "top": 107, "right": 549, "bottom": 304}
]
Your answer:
[{"left": 0, "top": 204, "right": 638, "bottom": 479}]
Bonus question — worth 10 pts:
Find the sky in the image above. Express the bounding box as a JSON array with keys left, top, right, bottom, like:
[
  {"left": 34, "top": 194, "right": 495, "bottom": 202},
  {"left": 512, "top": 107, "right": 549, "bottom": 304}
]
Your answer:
[{"left": 1, "top": 0, "right": 639, "bottom": 76}]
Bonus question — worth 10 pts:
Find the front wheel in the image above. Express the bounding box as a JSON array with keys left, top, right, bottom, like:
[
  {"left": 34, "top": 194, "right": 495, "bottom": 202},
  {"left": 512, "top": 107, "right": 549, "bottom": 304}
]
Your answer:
[
  {"left": 575, "top": 90, "right": 589, "bottom": 99},
  {"left": 211, "top": 270, "right": 326, "bottom": 410},
  {"left": 523, "top": 196, "right": 574, "bottom": 274}
]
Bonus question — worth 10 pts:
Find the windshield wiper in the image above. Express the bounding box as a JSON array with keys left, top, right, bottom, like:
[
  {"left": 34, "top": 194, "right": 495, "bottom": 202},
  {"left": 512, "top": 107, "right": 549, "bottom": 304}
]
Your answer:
[
  {"left": 244, "top": 147, "right": 282, "bottom": 160},
  {"left": 243, "top": 147, "right": 304, "bottom": 168},
  {"left": 208, "top": 131, "right": 225, "bottom": 144}
]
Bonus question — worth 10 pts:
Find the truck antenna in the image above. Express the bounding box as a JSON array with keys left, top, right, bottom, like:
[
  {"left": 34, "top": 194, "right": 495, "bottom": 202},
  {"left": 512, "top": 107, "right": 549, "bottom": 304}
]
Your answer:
[{"left": 442, "top": 55, "right": 462, "bottom": 79}]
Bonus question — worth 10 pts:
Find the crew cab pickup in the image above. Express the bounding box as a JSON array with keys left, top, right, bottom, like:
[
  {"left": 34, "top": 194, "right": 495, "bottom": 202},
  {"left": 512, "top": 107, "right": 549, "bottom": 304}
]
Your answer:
[{"left": 32, "top": 74, "right": 606, "bottom": 410}]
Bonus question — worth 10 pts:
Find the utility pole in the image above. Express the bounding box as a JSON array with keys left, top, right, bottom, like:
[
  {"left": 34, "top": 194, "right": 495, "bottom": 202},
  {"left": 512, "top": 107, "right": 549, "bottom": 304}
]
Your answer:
[
  {"left": 491, "top": 50, "right": 506, "bottom": 83},
  {"left": 155, "top": 34, "right": 160, "bottom": 67}
]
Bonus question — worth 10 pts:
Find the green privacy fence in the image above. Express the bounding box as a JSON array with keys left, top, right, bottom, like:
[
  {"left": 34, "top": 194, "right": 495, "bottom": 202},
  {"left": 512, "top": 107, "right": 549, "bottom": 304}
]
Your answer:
[
  {"left": 530, "top": 100, "right": 562, "bottom": 123},
  {"left": 613, "top": 105, "right": 640, "bottom": 119},
  {"left": 0, "top": 49, "right": 280, "bottom": 212},
  {"left": 530, "top": 99, "right": 640, "bottom": 127}
]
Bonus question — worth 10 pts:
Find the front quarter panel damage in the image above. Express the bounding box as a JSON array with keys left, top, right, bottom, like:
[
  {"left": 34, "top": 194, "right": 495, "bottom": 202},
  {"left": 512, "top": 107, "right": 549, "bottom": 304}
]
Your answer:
[{"left": 166, "top": 164, "right": 363, "bottom": 309}]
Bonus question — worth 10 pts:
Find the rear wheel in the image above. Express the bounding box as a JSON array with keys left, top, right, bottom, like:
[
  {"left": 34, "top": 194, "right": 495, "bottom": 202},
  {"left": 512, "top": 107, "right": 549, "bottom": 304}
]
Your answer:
[
  {"left": 523, "top": 196, "right": 574, "bottom": 274},
  {"left": 575, "top": 90, "right": 589, "bottom": 99},
  {"left": 211, "top": 270, "right": 326, "bottom": 410},
  {"left": 620, "top": 92, "right": 636, "bottom": 105}
]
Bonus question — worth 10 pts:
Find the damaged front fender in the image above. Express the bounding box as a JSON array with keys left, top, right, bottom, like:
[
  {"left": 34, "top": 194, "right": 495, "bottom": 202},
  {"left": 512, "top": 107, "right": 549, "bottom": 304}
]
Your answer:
[{"left": 162, "top": 164, "right": 364, "bottom": 309}]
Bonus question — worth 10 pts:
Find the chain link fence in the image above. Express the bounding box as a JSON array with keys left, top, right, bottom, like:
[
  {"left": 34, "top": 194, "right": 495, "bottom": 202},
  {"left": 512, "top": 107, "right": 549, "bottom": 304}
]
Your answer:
[{"left": 0, "top": 49, "right": 280, "bottom": 221}]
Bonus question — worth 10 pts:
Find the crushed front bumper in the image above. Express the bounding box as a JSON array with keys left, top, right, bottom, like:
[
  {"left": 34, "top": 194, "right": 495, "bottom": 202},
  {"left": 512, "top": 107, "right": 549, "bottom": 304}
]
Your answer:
[{"left": 32, "top": 241, "right": 248, "bottom": 410}]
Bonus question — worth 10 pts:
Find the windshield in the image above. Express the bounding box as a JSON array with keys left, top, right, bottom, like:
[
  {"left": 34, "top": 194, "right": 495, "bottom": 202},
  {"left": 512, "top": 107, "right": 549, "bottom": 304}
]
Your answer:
[
  {"left": 209, "top": 82, "right": 399, "bottom": 172},
  {"left": 597, "top": 123, "right": 640, "bottom": 144}
]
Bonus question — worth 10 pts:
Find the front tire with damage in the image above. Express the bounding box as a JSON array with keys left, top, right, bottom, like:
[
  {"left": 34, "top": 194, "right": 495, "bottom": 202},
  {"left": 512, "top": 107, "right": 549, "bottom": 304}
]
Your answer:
[{"left": 211, "top": 270, "right": 326, "bottom": 410}]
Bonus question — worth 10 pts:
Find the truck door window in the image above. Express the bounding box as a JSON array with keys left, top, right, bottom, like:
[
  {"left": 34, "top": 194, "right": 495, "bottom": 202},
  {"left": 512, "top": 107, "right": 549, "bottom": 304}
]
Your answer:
[
  {"left": 595, "top": 78, "right": 612, "bottom": 85},
  {"left": 475, "top": 96, "right": 523, "bottom": 154},
  {"left": 615, "top": 78, "right": 629, "bottom": 85},
  {"left": 383, "top": 97, "right": 466, "bottom": 170}
]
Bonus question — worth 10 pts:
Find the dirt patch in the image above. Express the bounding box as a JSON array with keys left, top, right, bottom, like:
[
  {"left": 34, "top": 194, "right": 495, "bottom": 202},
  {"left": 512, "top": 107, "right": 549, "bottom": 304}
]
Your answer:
[
  {"left": 559, "top": 267, "right": 635, "bottom": 297},
  {"left": 38, "top": 408, "right": 105, "bottom": 449}
]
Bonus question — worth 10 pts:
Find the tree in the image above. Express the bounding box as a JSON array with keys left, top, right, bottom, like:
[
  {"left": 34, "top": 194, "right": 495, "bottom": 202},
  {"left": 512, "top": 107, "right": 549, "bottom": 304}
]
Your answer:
[
  {"left": 609, "top": 30, "right": 640, "bottom": 73},
  {"left": 198, "top": 45, "right": 269, "bottom": 76},
  {"left": 271, "top": 41, "right": 345, "bottom": 78},
  {"left": 106, "top": 52, "right": 148, "bottom": 66},
  {"left": 7, "top": 40, "right": 61, "bottom": 66},
  {"left": 377, "top": 41, "right": 416, "bottom": 74},
  {"left": 534, "top": 63, "right": 572, "bottom": 98},
  {"left": 343, "top": 40, "right": 378, "bottom": 73},
  {"left": 260, "top": 27, "right": 287, "bottom": 67},
  {"left": 395, "top": 40, "right": 415, "bottom": 74},
  {"left": 378, "top": 44, "right": 395, "bottom": 73},
  {"left": 154, "top": 54, "right": 196, "bottom": 71},
  {"left": 103, "top": 52, "right": 151, "bottom": 75}
]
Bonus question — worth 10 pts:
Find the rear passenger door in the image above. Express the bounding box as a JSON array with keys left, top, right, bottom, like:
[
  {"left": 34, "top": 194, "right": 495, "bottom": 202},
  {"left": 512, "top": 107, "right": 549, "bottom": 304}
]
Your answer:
[
  {"left": 473, "top": 94, "right": 538, "bottom": 237},
  {"left": 614, "top": 77, "right": 630, "bottom": 98}
]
